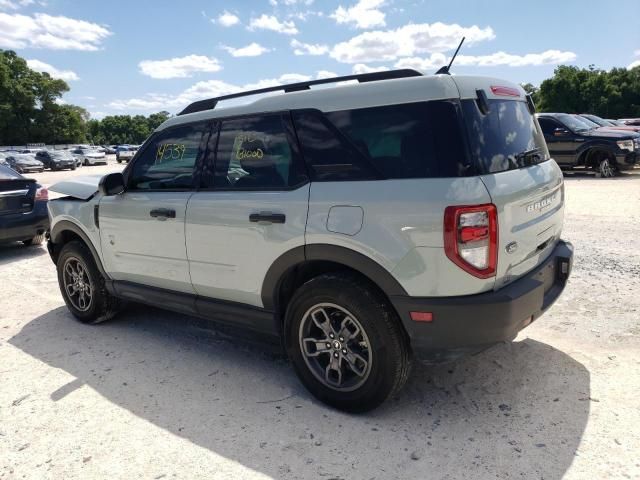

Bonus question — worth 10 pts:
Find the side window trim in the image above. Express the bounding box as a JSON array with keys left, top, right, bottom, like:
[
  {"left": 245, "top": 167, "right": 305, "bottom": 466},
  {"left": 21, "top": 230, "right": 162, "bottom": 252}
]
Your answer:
[{"left": 124, "top": 120, "right": 210, "bottom": 192}]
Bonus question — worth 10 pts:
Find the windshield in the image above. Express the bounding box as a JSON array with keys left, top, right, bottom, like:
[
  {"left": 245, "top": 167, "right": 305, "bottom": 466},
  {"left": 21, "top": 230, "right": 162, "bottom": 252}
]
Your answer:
[
  {"left": 576, "top": 115, "right": 600, "bottom": 129},
  {"left": 582, "top": 114, "right": 609, "bottom": 127},
  {"left": 556, "top": 114, "right": 593, "bottom": 132},
  {"left": 462, "top": 99, "right": 549, "bottom": 174}
]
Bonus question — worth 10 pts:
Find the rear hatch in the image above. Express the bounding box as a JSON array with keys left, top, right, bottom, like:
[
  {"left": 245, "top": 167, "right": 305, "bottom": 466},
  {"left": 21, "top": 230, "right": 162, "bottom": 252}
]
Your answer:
[
  {"left": 458, "top": 83, "right": 564, "bottom": 289},
  {"left": 0, "top": 176, "right": 36, "bottom": 215}
]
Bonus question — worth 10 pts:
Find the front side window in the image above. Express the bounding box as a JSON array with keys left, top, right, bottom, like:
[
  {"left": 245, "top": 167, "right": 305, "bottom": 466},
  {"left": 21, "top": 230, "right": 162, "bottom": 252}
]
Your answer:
[
  {"left": 128, "top": 123, "right": 206, "bottom": 190},
  {"left": 213, "top": 114, "right": 304, "bottom": 189}
]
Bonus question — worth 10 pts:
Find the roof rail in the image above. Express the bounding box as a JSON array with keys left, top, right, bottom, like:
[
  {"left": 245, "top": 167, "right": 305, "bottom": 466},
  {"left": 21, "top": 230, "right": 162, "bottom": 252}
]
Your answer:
[{"left": 177, "top": 69, "right": 423, "bottom": 116}]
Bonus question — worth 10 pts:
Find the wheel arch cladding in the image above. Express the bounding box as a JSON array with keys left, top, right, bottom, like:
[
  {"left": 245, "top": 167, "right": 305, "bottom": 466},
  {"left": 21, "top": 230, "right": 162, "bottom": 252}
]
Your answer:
[
  {"left": 262, "top": 244, "right": 409, "bottom": 320},
  {"left": 50, "top": 220, "right": 109, "bottom": 279}
]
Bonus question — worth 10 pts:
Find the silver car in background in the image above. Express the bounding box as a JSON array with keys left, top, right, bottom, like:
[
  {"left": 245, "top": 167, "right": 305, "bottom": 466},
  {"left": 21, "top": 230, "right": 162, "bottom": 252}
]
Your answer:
[{"left": 71, "top": 147, "right": 107, "bottom": 166}]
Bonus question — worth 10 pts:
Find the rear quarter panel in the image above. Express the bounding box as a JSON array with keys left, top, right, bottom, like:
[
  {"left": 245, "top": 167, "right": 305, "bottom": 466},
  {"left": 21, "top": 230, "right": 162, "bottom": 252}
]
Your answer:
[{"left": 306, "top": 177, "right": 497, "bottom": 297}]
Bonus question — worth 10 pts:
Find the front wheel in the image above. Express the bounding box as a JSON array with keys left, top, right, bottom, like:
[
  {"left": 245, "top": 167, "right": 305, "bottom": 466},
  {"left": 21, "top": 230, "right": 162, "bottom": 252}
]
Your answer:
[
  {"left": 598, "top": 157, "right": 617, "bottom": 178},
  {"left": 285, "top": 273, "right": 411, "bottom": 412},
  {"left": 23, "top": 232, "right": 45, "bottom": 246},
  {"left": 56, "top": 240, "right": 121, "bottom": 324}
]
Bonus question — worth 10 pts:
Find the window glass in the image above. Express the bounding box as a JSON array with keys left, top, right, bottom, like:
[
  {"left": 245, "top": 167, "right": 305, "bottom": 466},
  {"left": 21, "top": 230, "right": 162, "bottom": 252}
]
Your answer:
[
  {"left": 537, "top": 118, "right": 558, "bottom": 135},
  {"left": 214, "top": 114, "right": 301, "bottom": 189},
  {"left": 129, "top": 123, "right": 205, "bottom": 190},
  {"left": 462, "top": 99, "right": 549, "bottom": 174},
  {"left": 292, "top": 110, "right": 377, "bottom": 181},
  {"left": 323, "top": 100, "right": 470, "bottom": 179}
]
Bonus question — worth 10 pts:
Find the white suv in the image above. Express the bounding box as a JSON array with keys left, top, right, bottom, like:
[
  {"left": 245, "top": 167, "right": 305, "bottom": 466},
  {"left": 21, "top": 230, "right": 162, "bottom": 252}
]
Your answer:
[{"left": 47, "top": 69, "right": 573, "bottom": 412}]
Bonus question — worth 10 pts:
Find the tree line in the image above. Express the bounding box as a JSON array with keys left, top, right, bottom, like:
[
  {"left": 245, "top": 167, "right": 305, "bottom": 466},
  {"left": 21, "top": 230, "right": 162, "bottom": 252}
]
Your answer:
[
  {"left": 524, "top": 65, "right": 640, "bottom": 118},
  {"left": 2, "top": 49, "right": 640, "bottom": 147},
  {"left": 0, "top": 49, "right": 170, "bottom": 146}
]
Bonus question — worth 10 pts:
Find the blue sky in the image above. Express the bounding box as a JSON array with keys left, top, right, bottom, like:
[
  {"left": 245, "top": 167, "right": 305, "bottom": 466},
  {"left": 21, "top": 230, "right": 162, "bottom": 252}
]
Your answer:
[{"left": 1, "top": 0, "right": 638, "bottom": 118}]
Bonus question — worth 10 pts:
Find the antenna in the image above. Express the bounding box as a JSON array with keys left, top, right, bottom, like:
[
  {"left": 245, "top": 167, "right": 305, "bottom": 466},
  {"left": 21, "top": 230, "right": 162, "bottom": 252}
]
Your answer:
[{"left": 435, "top": 36, "right": 465, "bottom": 75}]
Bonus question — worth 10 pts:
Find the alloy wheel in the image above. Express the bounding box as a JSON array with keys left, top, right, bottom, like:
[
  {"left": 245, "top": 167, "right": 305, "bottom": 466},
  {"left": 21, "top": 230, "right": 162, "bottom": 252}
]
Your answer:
[
  {"left": 62, "top": 257, "right": 93, "bottom": 312},
  {"left": 599, "top": 158, "right": 615, "bottom": 178},
  {"left": 298, "top": 303, "right": 372, "bottom": 392}
]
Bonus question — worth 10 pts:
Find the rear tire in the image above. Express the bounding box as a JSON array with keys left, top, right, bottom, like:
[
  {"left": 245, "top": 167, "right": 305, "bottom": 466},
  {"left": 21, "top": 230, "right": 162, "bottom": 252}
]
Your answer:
[
  {"left": 285, "top": 273, "right": 411, "bottom": 412},
  {"left": 23, "top": 233, "right": 45, "bottom": 246},
  {"left": 56, "top": 240, "right": 121, "bottom": 324}
]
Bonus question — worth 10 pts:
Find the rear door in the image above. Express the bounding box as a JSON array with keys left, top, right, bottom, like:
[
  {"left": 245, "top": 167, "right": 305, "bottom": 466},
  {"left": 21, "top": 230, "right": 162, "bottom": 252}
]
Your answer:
[
  {"left": 461, "top": 97, "right": 564, "bottom": 289},
  {"left": 185, "top": 112, "right": 309, "bottom": 309},
  {"left": 99, "top": 121, "right": 209, "bottom": 294}
]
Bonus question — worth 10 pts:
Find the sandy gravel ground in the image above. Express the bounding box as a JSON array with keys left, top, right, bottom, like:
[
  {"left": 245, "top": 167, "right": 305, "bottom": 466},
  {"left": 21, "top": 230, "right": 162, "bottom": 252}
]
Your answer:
[{"left": 0, "top": 168, "right": 638, "bottom": 480}]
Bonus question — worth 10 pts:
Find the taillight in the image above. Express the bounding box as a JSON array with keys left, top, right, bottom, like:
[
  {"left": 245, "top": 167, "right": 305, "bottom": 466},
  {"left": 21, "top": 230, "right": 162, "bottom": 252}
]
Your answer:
[
  {"left": 35, "top": 187, "right": 48, "bottom": 201},
  {"left": 444, "top": 204, "right": 498, "bottom": 279}
]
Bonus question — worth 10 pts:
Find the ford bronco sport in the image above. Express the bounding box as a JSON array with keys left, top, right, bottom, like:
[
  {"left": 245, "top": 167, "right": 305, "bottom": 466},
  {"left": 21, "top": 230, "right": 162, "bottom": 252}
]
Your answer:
[{"left": 47, "top": 69, "right": 573, "bottom": 412}]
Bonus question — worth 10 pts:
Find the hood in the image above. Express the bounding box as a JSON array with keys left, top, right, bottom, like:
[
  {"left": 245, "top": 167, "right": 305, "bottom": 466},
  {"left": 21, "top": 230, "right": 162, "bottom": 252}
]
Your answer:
[
  {"left": 49, "top": 174, "right": 103, "bottom": 200},
  {"left": 52, "top": 156, "right": 75, "bottom": 163},
  {"left": 583, "top": 128, "right": 637, "bottom": 140}
]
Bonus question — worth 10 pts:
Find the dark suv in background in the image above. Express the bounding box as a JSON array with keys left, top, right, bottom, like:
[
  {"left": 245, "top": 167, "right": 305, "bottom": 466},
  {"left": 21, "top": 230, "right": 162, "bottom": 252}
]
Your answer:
[{"left": 537, "top": 113, "right": 639, "bottom": 177}]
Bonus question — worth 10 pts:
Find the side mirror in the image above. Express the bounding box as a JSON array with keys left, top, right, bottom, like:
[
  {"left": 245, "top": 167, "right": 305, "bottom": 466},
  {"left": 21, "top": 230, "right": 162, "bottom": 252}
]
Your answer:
[
  {"left": 99, "top": 172, "right": 125, "bottom": 196},
  {"left": 553, "top": 128, "right": 570, "bottom": 137}
]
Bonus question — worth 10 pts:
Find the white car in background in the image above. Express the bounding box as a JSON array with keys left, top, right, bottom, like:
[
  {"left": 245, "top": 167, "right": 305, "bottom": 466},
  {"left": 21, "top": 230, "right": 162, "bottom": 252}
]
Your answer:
[
  {"left": 71, "top": 147, "right": 107, "bottom": 166},
  {"left": 115, "top": 146, "right": 137, "bottom": 163}
]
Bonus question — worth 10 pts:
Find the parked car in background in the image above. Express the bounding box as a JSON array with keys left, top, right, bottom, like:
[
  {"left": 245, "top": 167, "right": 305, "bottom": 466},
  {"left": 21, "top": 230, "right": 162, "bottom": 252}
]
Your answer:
[
  {"left": 0, "top": 152, "right": 8, "bottom": 164},
  {"left": 102, "top": 145, "right": 116, "bottom": 154},
  {"left": 606, "top": 119, "right": 626, "bottom": 126},
  {"left": 4, "top": 154, "right": 45, "bottom": 173},
  {"left": 35, "top": 150, "right": 77, "bottom": 170},
  {"left": 0, "top": 164, "right": 49, "bottom": 246},
  {"left": 537, "top": 113, "right": 639, "bottom": 177},
  {"left": 579, "top": 114, "right": 640, "bottom": 133},
  {"left": 71, "top": 147, "right": 107, "bottom": 166},
  {"left": 115, "top": 146, "right": 136, "bottom": 163}
]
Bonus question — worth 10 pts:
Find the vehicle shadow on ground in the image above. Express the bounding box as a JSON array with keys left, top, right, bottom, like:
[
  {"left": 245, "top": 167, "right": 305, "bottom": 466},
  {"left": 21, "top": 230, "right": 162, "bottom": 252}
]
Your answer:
[
  {"left": 0, "top": 243, "right": 47, "bottom": 266},
  {"left": 10, "top": 306, "right": 590, "bottom": 479}
]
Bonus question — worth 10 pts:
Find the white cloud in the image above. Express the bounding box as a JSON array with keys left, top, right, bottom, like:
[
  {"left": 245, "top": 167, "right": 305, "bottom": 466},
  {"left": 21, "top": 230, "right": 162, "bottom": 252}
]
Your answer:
[
  {"left": 330, "top": 0, "right": 386, "bottom": 29},
  {"left": 216, "top": 10, "right": 239, "bottom": 27},
  {"left": 316, "top": 70, "right": 337, "bottom": 79},
  {"left": 629, "top": 60, "right": 640, "bottom": 69},
  {"left": 108, "top": 72, "right": 338, "bottom": 112},
  {"left": 0, "top": 12, "right": 112, "bottom": 50},
  {"left": 26, "top": 59, "right": 79, "bottom": 81},
  {"left": 222, "top": 42, "right": 270, "bottom": 57},
  {"left": 138, "top": 55, "right": 222, "bottom": 79},
  {"left": 0, "top": 0, "right": 34, "bottom": 10},
  {"left": 395, "top": 49, "right": 577, "bottom": 71},
  {"left": 352, "top": 63, "right": 389, "bottom": 74},
  {"left": 330, "top": 22, "right": 495, "bottom": 63},
  {"left": 249, "top": 14, "right": 298, "bottom": 35},
  {"left": 290, "top": 39, "right": 328, "bottom": 55}
]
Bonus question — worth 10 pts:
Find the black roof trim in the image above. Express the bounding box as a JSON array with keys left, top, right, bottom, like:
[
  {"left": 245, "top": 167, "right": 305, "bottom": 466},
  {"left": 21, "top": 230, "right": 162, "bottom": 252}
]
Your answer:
[{"left": 177, "top": 69, "right": 423, "bottom": 116}]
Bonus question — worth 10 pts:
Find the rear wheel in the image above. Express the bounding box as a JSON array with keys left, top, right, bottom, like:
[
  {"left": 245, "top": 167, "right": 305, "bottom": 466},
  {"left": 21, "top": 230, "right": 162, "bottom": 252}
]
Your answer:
[
  {"left": 285, "top": 273, "right": 411, "bottom": 412},
  {"left": 56, "top": 240, "right": 121, "bottom": 324}
]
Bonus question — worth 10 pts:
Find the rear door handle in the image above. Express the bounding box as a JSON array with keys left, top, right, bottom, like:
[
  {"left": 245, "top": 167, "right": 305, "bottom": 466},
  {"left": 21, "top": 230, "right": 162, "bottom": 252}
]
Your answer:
[
  {"left": 150, "top": 208, "right": 176, "bottom": 219},
  {"left": 249, "top": 212, "right": 286, "bottom": 224}
]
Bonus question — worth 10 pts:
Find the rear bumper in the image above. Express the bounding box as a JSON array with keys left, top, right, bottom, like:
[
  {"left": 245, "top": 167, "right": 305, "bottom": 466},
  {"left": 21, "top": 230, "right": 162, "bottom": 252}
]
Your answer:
[
  {"left": 391, "top": 240, "right": 574, "bottom": 363},
  {"left": 0, "top": 201, "right": 49, "bottom": 243}
]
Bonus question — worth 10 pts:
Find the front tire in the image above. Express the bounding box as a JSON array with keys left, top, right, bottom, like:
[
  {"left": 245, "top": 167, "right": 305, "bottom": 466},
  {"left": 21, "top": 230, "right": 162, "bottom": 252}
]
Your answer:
[
  {"left": 23, "top": 232, "right": 45, "bottom": 246},
  {"left": 285, "top": 273, "right": 411, "bottom": 412},
  {"left": 598, "top": 157, "right": 617, "bottom": 178},
  {"left": 56, "top": 240, "right": 121, "bottom": 324}
]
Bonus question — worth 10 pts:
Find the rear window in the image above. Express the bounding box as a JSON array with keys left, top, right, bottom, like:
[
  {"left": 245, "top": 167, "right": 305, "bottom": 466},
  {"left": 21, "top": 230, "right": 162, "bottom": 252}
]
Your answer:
[
  {"left": 325, "top": 100, "right": 470, "bottom": 178},
  {"left": 461, "top": 99, "right": 548, "bottom": 174}
]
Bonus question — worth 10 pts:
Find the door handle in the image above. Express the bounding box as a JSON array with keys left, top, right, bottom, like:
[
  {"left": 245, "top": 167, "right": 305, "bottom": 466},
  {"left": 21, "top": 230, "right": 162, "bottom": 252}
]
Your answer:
[
  {"left": 150, "top": 208, "right": 176, "bottom": 219},
  {"left": 249, "top": 212, "right": 286, "bottom": 224}
]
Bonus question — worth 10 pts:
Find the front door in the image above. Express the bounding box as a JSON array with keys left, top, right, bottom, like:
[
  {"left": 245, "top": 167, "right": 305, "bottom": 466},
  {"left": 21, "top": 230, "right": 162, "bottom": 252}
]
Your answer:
[
  {"left": 538, "top": 117, "right": 579, "bottom": 166},
  {"left": 99, "top": 121, "right": 210, "bottom": 294},
  {"left": 186, "top": 113, "right": 309, "bottom": 308}
]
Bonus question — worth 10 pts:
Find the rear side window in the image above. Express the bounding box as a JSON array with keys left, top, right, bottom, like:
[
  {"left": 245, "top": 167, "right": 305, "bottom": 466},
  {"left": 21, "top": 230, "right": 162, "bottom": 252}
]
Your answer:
[
  {"left": 325, "top": 101, "right": 470, "bottom": 178},
  {"left": 213, "top": 114, "right": 306, "bottom": 190},
  {"left": 462, "top": 99, "right": 548, "bottom": 174},
  {"left": 292, "top": 110, "right": 378, "bottom": 181}
]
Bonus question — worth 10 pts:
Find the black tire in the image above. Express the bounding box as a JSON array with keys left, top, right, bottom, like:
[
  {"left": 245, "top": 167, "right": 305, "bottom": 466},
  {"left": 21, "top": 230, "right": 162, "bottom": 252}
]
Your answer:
[
  {"left": 71, "top": 165, "right": 77, "bottom": 170},
  {"left": 22, "top": 232, "right": 45, "bottom": 246},
  {"left": 285, "top": 273, "right": 411, "bottom": 412},
  {"left": 56, "top": 240, "right": 121, "bottom": 324},
  {"left": 116, "top": 158, "right": 122, "bottom": 163}
]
